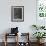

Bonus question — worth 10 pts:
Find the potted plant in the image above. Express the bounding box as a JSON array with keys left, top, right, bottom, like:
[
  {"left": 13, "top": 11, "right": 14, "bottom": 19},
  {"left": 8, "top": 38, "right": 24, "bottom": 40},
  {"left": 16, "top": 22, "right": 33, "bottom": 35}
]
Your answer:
[
  {"left": 33, "top": 32, "right": 46, "bottom": 43},
  {"left": 32, "top": 25, "right": 39, "bottom": 30},
  {"left": 32, "top": 24, "right": 45, "bottom": 30}
]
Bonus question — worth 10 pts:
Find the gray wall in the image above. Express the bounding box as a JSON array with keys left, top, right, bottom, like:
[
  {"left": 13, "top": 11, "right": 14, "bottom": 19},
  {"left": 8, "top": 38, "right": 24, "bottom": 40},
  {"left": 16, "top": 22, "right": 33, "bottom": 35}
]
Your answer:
[
  {"left": 0, "top": 0, "right": 36, "bottom": 42},
  {"left": 0, "top": 0, "right": 36, "bottom": 34}
]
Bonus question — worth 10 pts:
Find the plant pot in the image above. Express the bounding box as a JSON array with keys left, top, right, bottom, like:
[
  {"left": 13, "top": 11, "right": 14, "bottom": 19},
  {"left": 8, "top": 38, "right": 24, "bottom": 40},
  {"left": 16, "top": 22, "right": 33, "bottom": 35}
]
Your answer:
[
  {"left": 37, "top": 39, "right": 45, "bottom": 44},
  {"left": 37, "top": 39, "right": 40, "bottom": 43},
  {"left": 40, "top": 38, "right": 45, "bottom": 43}
]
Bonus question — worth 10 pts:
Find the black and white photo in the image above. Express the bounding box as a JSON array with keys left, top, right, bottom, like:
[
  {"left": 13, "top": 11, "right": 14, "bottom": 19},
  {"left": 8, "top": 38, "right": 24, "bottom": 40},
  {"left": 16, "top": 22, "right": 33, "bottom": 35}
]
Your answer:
[{"left": 11, "top": 6, "right": 24, "bottom": 22}]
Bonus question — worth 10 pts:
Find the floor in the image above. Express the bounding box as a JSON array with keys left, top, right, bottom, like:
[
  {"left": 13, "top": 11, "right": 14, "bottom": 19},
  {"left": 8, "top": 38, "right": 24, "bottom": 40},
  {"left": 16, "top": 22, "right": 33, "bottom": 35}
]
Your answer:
[{"left": 0, "top": 42, "right": 46, "bottom": 46}]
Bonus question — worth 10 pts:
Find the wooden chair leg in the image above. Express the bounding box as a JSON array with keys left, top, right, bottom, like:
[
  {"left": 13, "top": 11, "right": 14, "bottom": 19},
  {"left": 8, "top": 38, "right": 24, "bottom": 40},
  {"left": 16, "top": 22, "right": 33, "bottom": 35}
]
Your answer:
[
  {"left": 4, "top": 33, "right": 7, "bottom": 46},
  {"left": 15, "top": 33, "right": 18, "bottom": 46},
  {"left": 4, "top": 41, "right": 7, "bottom": 46},
  {"left": 17, "top": 34, "right": 18, "bottom": 46}
]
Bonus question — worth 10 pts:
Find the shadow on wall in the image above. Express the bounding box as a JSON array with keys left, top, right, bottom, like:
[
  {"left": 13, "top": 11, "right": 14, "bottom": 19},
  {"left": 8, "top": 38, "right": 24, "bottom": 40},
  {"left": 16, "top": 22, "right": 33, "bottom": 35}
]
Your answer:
[{"left": 29, "top": 25, "right": 37, "bottom": 42}]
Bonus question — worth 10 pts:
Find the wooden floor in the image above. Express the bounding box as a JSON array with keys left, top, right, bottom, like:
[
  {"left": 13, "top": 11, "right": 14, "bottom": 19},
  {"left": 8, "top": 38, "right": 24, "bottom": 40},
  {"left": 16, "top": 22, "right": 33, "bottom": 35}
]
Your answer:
[{"left": 0, "top": 42, "right": 46, "bottom": 46}]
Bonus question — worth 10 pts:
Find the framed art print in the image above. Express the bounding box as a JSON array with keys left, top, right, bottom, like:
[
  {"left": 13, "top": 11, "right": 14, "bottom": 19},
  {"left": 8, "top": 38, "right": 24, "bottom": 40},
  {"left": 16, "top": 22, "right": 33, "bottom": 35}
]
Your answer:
[{"left": 11, "top": 6, "right": 24, "bottom": 22}]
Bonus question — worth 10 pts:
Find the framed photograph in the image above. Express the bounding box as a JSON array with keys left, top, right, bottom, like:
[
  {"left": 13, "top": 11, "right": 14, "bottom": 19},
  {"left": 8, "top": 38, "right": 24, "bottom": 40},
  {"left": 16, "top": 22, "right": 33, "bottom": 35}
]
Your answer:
[{"left": 11, "top": 6, "right": 24, "bottom": 22}]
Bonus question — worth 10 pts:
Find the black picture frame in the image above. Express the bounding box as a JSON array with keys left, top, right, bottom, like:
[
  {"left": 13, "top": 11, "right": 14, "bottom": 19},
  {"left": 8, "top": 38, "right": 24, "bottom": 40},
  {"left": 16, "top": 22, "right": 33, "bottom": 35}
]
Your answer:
[{"left": 11, "top": 6, "right": 24, "bottom": 22}]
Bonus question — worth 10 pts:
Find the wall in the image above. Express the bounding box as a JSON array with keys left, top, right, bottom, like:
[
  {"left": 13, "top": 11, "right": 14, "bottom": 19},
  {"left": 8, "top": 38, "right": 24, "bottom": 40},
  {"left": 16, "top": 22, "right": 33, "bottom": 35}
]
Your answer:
[{"left": 0, "top": 0, "right": 36, "bottom": 42}]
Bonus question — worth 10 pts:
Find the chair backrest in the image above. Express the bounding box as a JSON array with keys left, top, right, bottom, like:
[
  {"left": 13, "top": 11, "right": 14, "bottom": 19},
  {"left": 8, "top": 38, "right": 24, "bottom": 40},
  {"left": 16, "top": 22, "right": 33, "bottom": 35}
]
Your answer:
[{"left": 18, "top": 33, "right": 29, "bottom": 42}]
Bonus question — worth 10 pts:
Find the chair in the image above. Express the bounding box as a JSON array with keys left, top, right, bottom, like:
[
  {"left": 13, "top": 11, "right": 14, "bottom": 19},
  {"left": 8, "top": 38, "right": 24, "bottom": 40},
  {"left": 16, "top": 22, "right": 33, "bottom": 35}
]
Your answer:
[
  {"left": 4, "top": 27, "right": 19, "bottom": 46},
  {"left": 4, "top": 33, "right": 18, "bottom": 46},
  {"left": 18, "top": 33, "right": 30, "bottom": 46}
]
